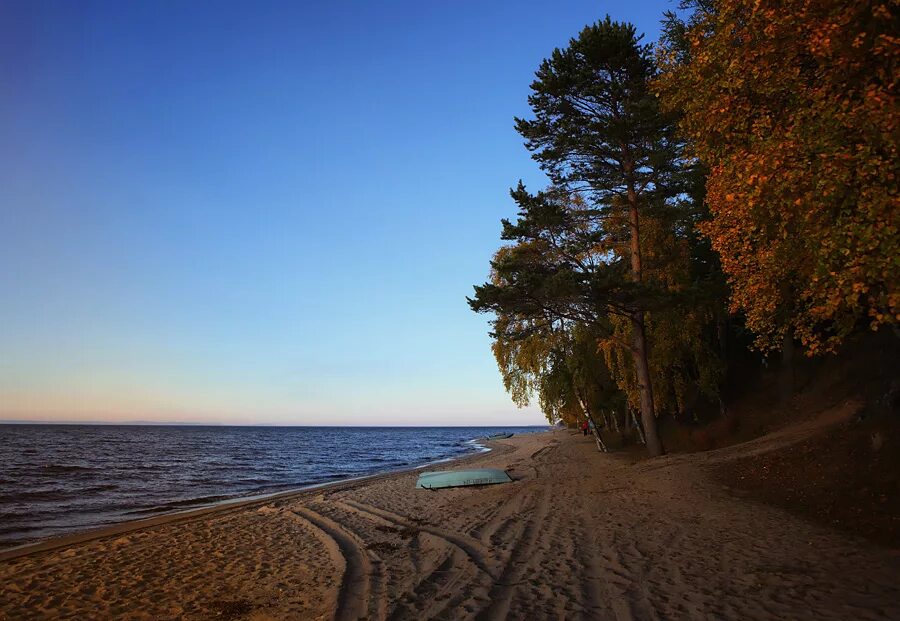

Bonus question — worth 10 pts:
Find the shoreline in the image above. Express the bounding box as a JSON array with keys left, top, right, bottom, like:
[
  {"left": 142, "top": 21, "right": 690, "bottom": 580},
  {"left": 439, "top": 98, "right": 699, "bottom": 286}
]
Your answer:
[
  {"left": 3, "top": 429, "right": 897, "bottom": 620},
  {"left": 0, "top": 435, "right": 519, "bottom": 563}
]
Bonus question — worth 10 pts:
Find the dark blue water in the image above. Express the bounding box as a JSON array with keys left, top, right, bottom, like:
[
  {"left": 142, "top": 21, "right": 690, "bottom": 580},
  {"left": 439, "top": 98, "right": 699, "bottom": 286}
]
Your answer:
[{"left": 0, "top": 424, "right": 543, "bottom": 549}]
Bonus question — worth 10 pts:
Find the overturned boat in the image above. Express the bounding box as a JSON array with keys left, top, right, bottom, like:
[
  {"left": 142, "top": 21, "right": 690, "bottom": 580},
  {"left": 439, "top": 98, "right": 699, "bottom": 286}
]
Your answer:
[{"left": 415, "top": 468, "right": 513, "bottom": 490}]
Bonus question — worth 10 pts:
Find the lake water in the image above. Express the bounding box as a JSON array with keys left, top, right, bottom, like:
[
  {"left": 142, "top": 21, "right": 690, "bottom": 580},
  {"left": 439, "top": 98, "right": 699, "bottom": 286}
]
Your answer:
[{"left": 0, "top": 424, "right": 544, "bottom": 549}]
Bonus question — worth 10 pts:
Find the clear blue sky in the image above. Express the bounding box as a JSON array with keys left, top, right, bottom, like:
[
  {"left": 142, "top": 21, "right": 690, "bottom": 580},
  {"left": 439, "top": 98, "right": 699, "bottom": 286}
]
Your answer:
[{"left": 1, "top": 0, "right": 675, "bottom": 425}]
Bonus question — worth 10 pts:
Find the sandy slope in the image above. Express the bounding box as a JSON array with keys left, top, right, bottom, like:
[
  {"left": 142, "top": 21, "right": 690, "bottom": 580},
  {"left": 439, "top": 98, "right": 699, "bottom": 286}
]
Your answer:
[{"left": 1, "top": 428, "right": 898, "bottom": 620}]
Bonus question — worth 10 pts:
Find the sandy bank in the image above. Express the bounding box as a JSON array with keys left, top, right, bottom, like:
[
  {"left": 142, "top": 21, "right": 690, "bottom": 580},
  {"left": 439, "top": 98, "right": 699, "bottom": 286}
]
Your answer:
[{"left": 2, "top": 430, "right": 898, "bottom": 620}]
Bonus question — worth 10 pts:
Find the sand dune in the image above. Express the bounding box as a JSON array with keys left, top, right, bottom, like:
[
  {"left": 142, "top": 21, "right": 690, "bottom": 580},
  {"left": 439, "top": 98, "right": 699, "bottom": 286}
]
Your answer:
[{"left": 2, "top": 429, "right": 898, "bottom": 620}]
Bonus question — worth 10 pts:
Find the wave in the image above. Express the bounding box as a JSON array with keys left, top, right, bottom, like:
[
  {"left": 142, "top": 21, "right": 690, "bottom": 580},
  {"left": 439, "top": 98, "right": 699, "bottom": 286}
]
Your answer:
[
  {"left": 0, "top": 490, "right": 73, "bottom": 504},
  {"left": 121, "top": 494, "right": 234, "bottom": 516},
  {"left": 38, "top": 464, "right": 97, "bottom": 474}
]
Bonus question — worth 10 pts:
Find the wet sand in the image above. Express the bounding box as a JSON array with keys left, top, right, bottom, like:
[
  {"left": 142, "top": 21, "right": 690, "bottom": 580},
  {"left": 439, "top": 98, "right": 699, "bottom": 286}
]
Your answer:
[{"left": 2, "top": 428, "right": 899, "bottom": 620}]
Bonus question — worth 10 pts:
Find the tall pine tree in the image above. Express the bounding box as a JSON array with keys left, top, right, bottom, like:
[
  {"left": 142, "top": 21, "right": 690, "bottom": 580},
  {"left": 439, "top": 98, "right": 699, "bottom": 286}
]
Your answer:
[{"left": 513, "top": 18, "right": 684, "bottom": 456}]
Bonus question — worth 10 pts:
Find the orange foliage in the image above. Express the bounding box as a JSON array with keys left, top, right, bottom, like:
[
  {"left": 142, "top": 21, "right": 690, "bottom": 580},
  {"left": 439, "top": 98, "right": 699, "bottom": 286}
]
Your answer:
[{"left": 656, "top": 0, "right": 899, "bottom": 354}]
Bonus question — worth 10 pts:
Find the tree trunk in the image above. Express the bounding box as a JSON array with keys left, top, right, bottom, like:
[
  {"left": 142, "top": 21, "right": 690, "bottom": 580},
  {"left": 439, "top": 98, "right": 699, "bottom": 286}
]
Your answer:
[
  {"left": 575, "top": 392, "right": 607, "bottom": 453},
  {"left": 630, "top": 409, "right": 646, "bottom": 445},
  {"left": 588, "top": 415, "right": 608, "bottom": 453},
  {"left": 627, "top": 193, "right": 664, "bottom": 457},
  {"left": 779, "top": 330, "right": 795, "bottom": 403},
  {"left": 717, "top": 312, "right": 728, "bottom": 360},
  {"left": 630, "top": 319, "right": 662, "bottom": 455}
]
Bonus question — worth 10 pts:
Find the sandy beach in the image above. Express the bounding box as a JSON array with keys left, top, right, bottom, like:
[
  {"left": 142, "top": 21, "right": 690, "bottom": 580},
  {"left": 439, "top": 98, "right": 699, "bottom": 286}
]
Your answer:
[{"left": 2, "top": 428, "right": 898, "bottom": 620}]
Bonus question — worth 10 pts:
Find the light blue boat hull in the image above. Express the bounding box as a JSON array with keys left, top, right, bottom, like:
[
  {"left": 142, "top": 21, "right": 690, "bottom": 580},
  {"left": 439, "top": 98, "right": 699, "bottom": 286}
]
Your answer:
[{"left": 416, "top": 468, "right": 512, "bottom": 490}]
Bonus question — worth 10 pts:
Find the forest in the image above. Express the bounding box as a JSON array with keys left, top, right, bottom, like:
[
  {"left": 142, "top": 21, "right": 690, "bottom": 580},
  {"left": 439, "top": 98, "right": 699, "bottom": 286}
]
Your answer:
[{"left": 469, "top": 0, "right": 898, "bottom": 457}]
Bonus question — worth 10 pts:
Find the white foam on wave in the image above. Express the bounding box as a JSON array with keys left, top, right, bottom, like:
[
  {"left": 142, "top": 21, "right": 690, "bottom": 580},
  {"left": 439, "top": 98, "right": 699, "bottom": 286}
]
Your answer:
[{"left": 465, "top": 438, "right": 491, "bottom": 453}]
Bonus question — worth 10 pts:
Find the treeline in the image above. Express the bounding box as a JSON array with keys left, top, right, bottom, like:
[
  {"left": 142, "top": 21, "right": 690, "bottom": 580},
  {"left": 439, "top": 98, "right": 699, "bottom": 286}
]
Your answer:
[{"left": 469, "top": 1, "right": 898, "bottom": 456}]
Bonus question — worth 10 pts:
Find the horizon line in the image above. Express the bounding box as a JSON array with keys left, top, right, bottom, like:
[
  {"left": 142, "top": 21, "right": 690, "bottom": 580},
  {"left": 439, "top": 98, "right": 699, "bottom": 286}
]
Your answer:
[{"left": 0, "top": 420, "right": 549, "bottom": 428}]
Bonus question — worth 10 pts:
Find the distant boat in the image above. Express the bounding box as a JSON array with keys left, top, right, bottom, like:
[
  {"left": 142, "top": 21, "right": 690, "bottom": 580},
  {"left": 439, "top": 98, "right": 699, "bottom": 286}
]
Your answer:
[
  {"left": 416, "top": 468, "right": 513, "bottom": 490},
  {"left": 484, "top": 432, "right": 514, "bottom": 440}
]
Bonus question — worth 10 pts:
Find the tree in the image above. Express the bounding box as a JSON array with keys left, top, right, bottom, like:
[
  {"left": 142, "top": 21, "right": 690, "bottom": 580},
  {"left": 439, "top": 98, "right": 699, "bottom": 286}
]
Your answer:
[
  {"left": 655, "top": 0, "right": 900, "bottom": 356},
  {"left": 475, "top": 190, "right": 634, "bottom": 426},
  {"left": 471, "top": 181, "right": 669, "bottom": 455},
  {"left": 599, "top": 175, "right": 727, "bottom": 419},
  {"left": 511, "top": 18, "right": 688, "bottom": 456},
  {"left": 489, "top": 289, "right": 627, "bottom": 431}
]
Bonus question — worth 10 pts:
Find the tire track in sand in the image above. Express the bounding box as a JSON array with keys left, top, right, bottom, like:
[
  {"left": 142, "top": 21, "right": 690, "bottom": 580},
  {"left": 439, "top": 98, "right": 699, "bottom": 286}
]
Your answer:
[
  {"left": 407, "top": 544, "right": 476, "bottom": 620},
  {"left": 472, "top": 443, "right": 557, "bottom": 549},
  {"left": 338, "top": 499, "right": 497, "bottom": 580},
  {"left": 473, "top": 486, "right": 552, "bottom": 620},
  {"left": 472, "top": 488, "right": 536, "bottom": 548},
  {"left": 290, "top": 506, "right": 386, "bottom": 621},
  {"left": 337, "top": 499, "right": 498, "bottom": 620}
]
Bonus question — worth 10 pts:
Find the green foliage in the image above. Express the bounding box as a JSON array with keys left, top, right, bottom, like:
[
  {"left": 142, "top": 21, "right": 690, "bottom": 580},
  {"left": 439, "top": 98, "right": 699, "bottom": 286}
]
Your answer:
[
  {"left": 515, "top": 17, "right": 684, "bottom": 210},
  {"left": 489, "top": 311, "right": 625, "bottom": 426},
  {"left": 470, "top": 186, "right": 653, "bottom": 325},
  {"left": 471, "top": 16, "right": 730, "bottom": 450},
  {"left": 474, "top": 1, "right": 896, "bottom": 444}
]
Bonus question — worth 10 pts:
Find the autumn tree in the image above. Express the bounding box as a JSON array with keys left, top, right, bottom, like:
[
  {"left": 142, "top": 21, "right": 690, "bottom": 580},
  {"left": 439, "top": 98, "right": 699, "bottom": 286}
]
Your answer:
[
  {"left": 489, "top": 292, "right": 627, "bottom": 430},
  {"left": 510, "top": 18, "right": 693, "bottom": 455},
  {"left": 655, "top": 0, "right": 899, "bottom": 356},
  {"left": 471, "top": 180, "right": 670, "bottom": 455},
  {"left": 475, "top": 190, "right": 635, "bottom": 428}
]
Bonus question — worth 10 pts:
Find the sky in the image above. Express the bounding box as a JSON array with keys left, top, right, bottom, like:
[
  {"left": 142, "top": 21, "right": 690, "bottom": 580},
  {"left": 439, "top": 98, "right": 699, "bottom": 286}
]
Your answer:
[{"left": 1, "top": 0, "right": 676, "bottom": 426}]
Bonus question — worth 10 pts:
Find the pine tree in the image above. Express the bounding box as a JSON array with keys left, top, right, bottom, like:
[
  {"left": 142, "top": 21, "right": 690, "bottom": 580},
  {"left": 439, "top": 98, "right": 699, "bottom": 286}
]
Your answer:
[{"left": 512, "top": 18, "right": 686, "bottom": 456}]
